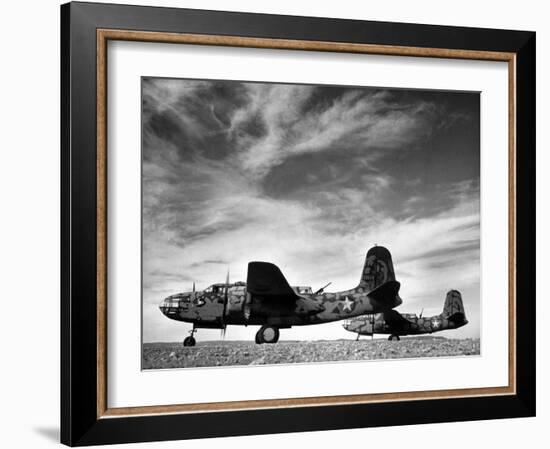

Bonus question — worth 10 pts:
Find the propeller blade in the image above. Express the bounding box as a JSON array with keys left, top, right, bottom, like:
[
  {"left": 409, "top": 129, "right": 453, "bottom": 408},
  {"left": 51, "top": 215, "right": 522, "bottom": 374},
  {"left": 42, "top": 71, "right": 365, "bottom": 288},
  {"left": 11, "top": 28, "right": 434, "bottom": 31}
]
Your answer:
[
  {"left": 224, "top": 269, "right": 229, "bottom": 297},
  {"left": 221, "top": 268, "right": 230, "bottom": 331},
  {"left": 224, "top": 268, "right": 230, "bottom": 301},
  {"left": 221, "top": 326, "right": 227, "bottom": 340},
  {"left": 193, "top": 281, "right": 195, "bottom": 293},
  {"left": 420, "top": 308, "right": 424, "bottom": 319}
]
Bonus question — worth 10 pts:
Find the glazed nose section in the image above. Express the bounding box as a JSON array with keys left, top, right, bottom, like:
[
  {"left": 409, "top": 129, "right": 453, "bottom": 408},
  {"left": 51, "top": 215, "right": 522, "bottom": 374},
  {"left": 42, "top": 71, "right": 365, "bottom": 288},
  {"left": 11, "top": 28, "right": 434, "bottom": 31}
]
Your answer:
[
  {"left": 159, "top": 296, "right": 179, "bottom": 317},
  {"left": 159, "top": 298, "right": 168, "bottom": 316}
]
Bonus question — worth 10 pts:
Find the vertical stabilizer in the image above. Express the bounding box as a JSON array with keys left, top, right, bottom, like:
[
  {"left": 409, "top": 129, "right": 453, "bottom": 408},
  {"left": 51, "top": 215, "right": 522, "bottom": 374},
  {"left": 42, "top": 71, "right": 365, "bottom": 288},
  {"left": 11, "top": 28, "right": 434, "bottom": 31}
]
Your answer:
[
  {"left": 442, "top": 290, "right": 466, "bottom": 322},
  {"left": 359, "top": 246, "right": 396, "bottom": 291}
]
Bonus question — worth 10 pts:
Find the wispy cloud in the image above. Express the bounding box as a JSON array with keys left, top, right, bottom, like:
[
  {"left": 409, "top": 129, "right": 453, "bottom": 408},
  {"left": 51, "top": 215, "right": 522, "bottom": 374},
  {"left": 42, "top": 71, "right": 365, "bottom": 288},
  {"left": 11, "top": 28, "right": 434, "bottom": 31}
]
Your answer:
[{"left": 141, "top": 78, "right": 480, "bottom": 342}]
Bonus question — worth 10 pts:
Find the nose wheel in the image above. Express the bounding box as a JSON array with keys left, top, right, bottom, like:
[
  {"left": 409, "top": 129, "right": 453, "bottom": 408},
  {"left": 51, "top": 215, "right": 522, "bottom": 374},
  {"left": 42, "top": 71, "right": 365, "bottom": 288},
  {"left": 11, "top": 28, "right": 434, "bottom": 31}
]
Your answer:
[
  {"left": 388, "top": 334, "right": 400, "bottom": 341},
  {"left": 183, "top": 328, "right": 197, "bottom": 347},
  {"left": 255, "top": 325, "right": 279, "bottom": 344}
]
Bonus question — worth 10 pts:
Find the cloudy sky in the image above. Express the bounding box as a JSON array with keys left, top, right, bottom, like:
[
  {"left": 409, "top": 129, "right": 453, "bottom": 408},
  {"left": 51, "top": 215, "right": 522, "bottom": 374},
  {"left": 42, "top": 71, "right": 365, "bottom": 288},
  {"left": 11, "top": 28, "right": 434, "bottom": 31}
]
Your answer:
[{"left": 141, "top": 77, "right": 480, "bottom": 343}]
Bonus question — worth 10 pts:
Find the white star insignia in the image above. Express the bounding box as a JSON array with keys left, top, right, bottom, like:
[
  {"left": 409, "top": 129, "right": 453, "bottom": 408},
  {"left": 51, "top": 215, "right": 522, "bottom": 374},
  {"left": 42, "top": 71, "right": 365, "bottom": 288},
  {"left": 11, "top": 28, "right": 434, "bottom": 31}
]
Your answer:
[
  {"left": 432, "top": 319, "right": 441, "bottom": 328},
  {"left": 342, "top": 296, "right": 354, "bottom": 312}
]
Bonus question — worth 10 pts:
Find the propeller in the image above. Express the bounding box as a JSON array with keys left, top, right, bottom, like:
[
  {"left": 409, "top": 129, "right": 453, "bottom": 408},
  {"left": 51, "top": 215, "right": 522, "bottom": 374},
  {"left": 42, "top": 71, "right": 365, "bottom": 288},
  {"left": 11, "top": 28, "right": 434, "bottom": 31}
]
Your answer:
[
  {"left": 419, "top": 308, "right": 424, "bottom": 319},
  {"left": 224, "top": 268, "right": 230, "bottom": 306},
  {"left": 220, "top": 268, "right": 230, "bottom": 339}
]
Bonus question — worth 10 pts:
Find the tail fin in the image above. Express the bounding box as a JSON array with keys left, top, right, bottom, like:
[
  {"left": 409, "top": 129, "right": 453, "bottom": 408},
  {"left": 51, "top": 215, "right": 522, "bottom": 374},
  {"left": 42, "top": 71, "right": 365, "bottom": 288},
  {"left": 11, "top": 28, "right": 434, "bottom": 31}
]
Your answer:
[
  {"left": 359, "top": 246, "right": 396, "bottom": 291},
  {"left": 442, "top": 290, "right": 466, "bottom": 322}
]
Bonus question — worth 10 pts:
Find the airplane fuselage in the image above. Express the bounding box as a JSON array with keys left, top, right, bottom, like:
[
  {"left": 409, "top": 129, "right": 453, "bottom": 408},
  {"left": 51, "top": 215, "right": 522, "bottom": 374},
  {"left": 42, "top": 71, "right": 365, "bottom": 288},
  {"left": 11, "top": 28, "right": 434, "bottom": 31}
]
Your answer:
[
  {"left": 343, "top": 312, "right": 467, "bottom": 336},
  {"left": 160, "top": 283, "right": 402, "bottom": 329}
]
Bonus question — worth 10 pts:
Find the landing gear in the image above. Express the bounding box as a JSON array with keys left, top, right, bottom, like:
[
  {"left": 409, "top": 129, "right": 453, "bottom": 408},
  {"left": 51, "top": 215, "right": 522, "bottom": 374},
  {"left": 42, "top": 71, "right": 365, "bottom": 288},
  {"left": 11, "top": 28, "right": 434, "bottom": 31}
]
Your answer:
[
  {"left": 183, "top": 336, "right": 196, "bottom": 347},
  {"left": 183, "top": 328, "right": 197, "bottom": 347},
  {"left": 255, "top": 325, "right": 280, "bottom": 344},
  {"left": 388, "top": 334, "right": 400, "bottom": 341}
]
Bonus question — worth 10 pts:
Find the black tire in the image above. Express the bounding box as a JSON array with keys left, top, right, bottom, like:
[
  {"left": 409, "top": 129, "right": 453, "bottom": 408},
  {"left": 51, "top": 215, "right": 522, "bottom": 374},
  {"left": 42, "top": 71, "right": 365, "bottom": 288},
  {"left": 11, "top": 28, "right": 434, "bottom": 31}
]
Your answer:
[
  {"left": 260, "top": 326, "right": 279, "bottom": 344},
  {"left": 255, "top": 330, "right": 263, "bottom": 344},
  {"left": 389, "top": 335, "right": 400, "bottom": 341},
  {"left": 183, "top": 336, "right": 196, "bottom": 347}
]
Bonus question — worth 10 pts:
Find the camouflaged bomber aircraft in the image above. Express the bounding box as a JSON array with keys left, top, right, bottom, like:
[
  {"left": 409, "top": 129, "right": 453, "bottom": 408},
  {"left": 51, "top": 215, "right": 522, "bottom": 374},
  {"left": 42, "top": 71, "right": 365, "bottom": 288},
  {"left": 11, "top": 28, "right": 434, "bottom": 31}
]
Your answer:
[
  {"left": 342, "top": 290, "right": 468, "bottom": 341},
  {"left": 159, "top": 246, "right": 402, "bottom": 346},
  {"left": 159, "top": 246, "right": 403, "bottom": 346}
]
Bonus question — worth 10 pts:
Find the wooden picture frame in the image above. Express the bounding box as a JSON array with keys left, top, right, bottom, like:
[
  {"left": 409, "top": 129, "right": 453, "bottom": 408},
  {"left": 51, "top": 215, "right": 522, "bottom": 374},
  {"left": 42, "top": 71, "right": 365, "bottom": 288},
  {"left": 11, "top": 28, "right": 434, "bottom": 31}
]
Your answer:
[{"left": 61, "top": 1, "right": 535, "bottom": 446}]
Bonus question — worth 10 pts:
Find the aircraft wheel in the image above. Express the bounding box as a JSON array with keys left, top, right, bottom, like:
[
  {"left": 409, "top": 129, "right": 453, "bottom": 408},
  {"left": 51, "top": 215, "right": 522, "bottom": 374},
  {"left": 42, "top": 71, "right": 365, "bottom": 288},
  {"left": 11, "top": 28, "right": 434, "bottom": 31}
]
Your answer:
[
  {"left": 183, "top": 336, "right": 196, "bottom": 347},
  {"left": 255, "top": 331, "right": 263, "bottom": 344},
  {"left": 259, "top": 325, "right": 279, "bottom": 344},
  {"left": 388, "top": 335, "right": 400, "bottom": 341}
]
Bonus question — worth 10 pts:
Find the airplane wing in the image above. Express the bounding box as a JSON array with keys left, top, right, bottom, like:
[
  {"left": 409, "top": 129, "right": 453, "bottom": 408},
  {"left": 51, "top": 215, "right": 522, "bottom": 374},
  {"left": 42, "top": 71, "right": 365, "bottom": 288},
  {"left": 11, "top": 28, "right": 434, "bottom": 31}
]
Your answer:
[
  {"left": 246, "top": 262, "right": 324, "bottom": 316},
  {"left": 247, "top": 262, "right": 299, "bottom": 300},
  {"left": 380, "top": 309, "right": 410, "bottom": 329}
]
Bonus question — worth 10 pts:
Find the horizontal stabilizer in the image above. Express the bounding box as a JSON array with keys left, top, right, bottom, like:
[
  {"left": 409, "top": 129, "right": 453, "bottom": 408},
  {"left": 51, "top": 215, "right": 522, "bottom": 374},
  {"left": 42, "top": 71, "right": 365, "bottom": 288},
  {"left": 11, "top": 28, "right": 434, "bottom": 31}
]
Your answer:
[
  {"left": 368, "top": 280, "right": 402, "bottom": 308},
  {"left": 446, "top": 312, "right": 467, "bottom": 323},
  {"left": 247, "top": 262, "right": 298, "bottom": 299}
]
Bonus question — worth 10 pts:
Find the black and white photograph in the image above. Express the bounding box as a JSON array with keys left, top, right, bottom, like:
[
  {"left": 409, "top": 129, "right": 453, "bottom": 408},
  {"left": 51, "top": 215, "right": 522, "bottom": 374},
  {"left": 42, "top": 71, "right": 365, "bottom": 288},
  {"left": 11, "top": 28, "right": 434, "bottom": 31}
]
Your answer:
[{"left": 141, "top": 77, "right": 481, "bottom": 369}]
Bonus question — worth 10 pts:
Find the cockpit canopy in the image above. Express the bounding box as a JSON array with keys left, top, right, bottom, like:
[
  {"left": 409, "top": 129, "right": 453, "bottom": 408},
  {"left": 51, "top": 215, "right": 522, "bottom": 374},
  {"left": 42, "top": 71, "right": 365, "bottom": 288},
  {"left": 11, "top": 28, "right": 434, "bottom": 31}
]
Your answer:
[
  {"left": 293, "top": 286, "right": 313, "bottom": 295},
  {"left": 203, "top": 282, "right": 246, "bottom": 295}
]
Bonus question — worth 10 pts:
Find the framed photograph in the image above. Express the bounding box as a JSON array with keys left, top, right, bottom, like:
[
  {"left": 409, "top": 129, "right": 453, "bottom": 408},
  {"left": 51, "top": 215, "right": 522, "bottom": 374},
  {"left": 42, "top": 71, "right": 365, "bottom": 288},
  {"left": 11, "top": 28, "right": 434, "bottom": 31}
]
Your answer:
[{"left": 61, "top": 1, "right": 535, "bottom": 446}]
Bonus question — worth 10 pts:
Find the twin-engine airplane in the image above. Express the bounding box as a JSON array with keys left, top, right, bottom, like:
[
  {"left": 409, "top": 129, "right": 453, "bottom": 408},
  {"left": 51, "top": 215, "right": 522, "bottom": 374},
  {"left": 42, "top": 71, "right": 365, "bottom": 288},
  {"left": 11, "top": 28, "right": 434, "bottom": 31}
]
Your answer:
[
  {"left": 159, "top": 246, "right": 402, "bottom": 346},
  {"left": 342, "top": 290, "right": 468, "bottom": 341}
]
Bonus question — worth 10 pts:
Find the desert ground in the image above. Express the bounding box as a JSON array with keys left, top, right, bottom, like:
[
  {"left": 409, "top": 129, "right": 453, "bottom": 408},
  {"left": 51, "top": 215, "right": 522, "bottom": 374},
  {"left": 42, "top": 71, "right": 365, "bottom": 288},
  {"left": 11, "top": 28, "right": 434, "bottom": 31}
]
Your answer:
[{"left": 142, "top": 337, "right": 480, "bottom": 369}]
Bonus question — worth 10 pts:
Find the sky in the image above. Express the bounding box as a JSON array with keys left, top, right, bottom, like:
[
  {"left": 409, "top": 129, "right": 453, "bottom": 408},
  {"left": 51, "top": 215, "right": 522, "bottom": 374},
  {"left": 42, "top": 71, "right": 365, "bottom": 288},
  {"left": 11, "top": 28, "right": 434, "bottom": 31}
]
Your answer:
[{"left": 141, "top": 77, "right": 480, "bottom": 343}]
